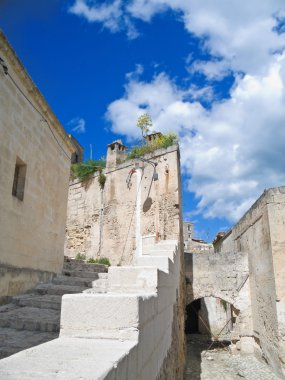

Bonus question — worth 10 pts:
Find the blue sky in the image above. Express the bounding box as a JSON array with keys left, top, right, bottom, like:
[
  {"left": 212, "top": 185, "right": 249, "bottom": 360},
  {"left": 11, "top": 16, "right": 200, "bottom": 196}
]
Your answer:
[{"left": 1, "top": 0, "right": 285, "bottom": 241}]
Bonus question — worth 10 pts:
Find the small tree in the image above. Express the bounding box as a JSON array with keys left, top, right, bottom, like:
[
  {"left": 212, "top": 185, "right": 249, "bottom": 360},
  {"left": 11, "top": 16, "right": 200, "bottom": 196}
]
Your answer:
[{"left": 137, "top": 113, "right": 152, "bottom": 138}]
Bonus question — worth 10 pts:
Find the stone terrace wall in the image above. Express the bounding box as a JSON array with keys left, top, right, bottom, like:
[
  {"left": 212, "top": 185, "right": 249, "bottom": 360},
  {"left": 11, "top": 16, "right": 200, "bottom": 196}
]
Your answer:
[
  {"left": 65, "top": 145, "right": 181, "bottom": 265},
  {"left": 218, "top": 187, "right": 285, "bottom": 378}
]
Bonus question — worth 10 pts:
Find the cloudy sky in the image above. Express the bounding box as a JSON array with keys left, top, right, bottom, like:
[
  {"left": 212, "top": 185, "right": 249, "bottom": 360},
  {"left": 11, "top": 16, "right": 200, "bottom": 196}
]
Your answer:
[{"left": 1, "top": 0, "right": 285, "bottom": 240}]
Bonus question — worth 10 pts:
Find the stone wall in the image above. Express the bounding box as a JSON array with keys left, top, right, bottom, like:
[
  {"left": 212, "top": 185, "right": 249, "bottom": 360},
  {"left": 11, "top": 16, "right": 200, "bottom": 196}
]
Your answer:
[
  {"left": 218, "top": 187, "right": 285, "bottom": 377},
  {"left": 0, "top": 240, "right": 186, "bottom": 379},
  {"left": 65, "top": 145, "right": 181, "bottom": 265},
  {"left": 0, "top": 32, "right": 74, "bottom": 298},
  {"left": 185, "top": 251, "right": 252, "bottom": 344}
]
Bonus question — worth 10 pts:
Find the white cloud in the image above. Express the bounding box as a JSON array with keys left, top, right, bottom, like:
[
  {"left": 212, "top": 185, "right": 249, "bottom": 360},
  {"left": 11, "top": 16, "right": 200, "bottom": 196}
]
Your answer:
[
  {"left": 68, "top": 117, "right": 86, "bottom": 134},
  {"left": 69, "top": 0, "right": 138, "bottom": 39},
  {"left": 69, "top": 0, "right": 285, "bottom": 222},
  {"left": 128, "top": 0, "right": 285, "bottom": 76},
  {"left": 107, "top": 55, "right": 285, "bottom": 222}
]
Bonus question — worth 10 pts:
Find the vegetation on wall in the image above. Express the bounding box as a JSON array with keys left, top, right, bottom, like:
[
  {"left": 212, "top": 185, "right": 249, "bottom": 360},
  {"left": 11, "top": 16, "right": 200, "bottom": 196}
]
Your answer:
[
  {"left": 75, "top": 253, "right": 86, "bottom": 260},
  {"left": 87, "top": 257, "right": 111, "bottom": 266},
  {"left": 128, "top": 132, "right": 178, "bottom": 159},
  {"left": 71, "top": 159, "right": 106, "bottom": 182},
  {"left": 98, "top": 172, "right": 107, "bottom": 189}
]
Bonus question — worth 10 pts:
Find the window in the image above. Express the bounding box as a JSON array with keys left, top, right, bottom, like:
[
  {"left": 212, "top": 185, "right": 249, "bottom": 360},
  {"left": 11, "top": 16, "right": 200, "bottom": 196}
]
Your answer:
[{"left": 12, "top": 157, "right": 27, "bottom": 201}]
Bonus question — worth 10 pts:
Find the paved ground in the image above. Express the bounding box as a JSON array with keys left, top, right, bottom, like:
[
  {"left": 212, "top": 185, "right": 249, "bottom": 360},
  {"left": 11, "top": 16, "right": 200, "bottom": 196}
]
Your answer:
[{"left": 184, "top": 335, "right": 280, "bottom": 380}]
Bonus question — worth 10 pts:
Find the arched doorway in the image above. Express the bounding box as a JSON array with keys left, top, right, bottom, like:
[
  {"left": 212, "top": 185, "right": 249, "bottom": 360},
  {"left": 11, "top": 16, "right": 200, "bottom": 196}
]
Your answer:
[{"left": 185, "top": 296, "right": 237, "bottom": 340}]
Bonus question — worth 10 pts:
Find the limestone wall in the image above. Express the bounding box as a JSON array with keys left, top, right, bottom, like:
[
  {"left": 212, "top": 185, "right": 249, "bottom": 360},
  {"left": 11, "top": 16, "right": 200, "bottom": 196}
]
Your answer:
[
  {"left": 0, "top": 241, "right": 185, "bottom": 379},
  {"left": 61, "top": 241, "right": 184, "bottom": 379},
  {"left": 0, "top": 32, "right": 74, "bottom": 299},
  {"left": 218, "top": 187, "right": 285, "bottom": 377},
  {"left": 65, "top": 145, "right": 181, "bottom": 265},
  {"left": 185, "top": 251, "right": 252, "bottom": 343}
]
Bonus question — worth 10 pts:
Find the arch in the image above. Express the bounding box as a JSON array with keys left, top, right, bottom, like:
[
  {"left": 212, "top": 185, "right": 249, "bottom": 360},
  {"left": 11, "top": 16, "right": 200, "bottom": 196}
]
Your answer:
[{"left": 185, "top": 296, "right": 238, "bottom": 340}]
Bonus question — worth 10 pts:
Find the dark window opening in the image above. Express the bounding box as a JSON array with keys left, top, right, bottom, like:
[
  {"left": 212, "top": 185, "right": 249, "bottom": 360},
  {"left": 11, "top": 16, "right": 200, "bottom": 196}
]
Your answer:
[{"left": 12, "top": 157, "right": 27, "bottom": 201}]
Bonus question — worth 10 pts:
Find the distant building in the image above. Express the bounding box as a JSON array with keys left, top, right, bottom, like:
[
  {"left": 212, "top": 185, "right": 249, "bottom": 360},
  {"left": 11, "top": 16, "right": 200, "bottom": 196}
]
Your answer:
[
  {"left": 0, "top": 31, "right": 76, "bottom": 302},
  {"left": 183, "top": 221, "right": 194, "bottom": 250},
  {"left": 183, "top": 221, "right": 213, "bottom": 253}
]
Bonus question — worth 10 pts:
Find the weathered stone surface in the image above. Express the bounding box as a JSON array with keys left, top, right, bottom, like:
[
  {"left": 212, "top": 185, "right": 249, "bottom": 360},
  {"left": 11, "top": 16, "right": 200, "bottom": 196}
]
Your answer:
[
  {"left": 217, "top": 187, "right": 285, "bottom": 377},
  {"left": 65, "top": 146, "right": 181, "bottom": 266},
  {"left": 0, "top": 260, "right": 108, "bottom": 359},
  {"left": 0, "top": 32, "right": 75, "bottom": 300}
]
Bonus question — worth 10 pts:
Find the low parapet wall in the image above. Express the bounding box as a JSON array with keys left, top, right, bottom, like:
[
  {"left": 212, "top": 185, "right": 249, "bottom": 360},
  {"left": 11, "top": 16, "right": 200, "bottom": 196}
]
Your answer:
[{"left": 0, "top": 240, "right": 185, "bottom": 379}]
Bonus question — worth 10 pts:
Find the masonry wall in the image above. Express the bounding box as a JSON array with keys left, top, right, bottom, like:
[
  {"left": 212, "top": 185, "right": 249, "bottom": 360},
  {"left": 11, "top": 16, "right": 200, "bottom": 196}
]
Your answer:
[
  {"left": 64, "top": 144, "right": 186, "bottom": 378},
  {"left": 218, "top": 187, "right": 285, "bottom": 377},
  {"left": 185, "top": 251, "right": 252, "bottom": 344},
  {"left": 0, "top": 33, "right": 73, "bottom": 300},
  {"left": 65, "top": 145, "right": 181, "bottom": 265}
]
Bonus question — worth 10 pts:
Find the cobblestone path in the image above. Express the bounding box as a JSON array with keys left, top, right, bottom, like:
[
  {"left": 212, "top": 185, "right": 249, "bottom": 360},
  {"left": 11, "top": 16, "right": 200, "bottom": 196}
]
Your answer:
[{"left": 184, "top": 335, "right": 280, "bottom": 380}]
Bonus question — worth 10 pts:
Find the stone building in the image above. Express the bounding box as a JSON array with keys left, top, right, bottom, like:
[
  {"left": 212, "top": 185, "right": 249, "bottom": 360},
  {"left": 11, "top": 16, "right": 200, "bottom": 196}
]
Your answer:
[
  {"left": 183, "top": 221, "right": 213, "bottom": 253},
  {"left": 183, "top": 221, "right": 194, "bottom": 249},
  {"left": 0, "top": 139, "right": 186, "bottom": 379},
  {"left": 0, "top": 31, "right": 75, "bottom": 303},
  {"left": 214, "top": 186, "right": 285, "bottom": 377},
  {"left": 65, "top": 138, "right": 182, "bottom": 266}
]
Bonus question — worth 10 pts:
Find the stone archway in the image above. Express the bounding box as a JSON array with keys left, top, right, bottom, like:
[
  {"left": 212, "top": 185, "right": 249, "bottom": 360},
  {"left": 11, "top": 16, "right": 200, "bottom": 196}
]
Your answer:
[{"left": 185, "top": 251, "right": 252, "bottom": 343}]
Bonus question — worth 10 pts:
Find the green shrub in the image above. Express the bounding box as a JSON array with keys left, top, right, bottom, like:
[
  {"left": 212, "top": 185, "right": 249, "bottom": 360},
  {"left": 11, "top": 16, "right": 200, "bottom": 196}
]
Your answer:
[
  {"left": 98, "top": 172, "right": 107, "bottom": 189},
  {"left": 75, "top": 253, "right": 86, "bottom": 260},
  {"left": 87, "top": 257, "right": 111, "bottom": 266},
  {"left": 128, "top": 132, "right": 178, "bottom": 160},
  {"left": 71, "top": 159, "right": 106, "bottom": 182}
]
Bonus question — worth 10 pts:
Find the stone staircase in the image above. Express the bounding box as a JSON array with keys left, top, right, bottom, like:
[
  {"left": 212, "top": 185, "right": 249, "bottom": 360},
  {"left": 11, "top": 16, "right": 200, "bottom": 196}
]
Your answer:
[{"left": 0, "top": 259, "right": 108, "bottom": 359}]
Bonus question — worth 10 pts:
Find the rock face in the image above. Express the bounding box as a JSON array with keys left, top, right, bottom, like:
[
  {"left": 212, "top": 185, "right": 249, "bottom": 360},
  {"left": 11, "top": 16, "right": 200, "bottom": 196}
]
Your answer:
[{"left": 0, "top": 259, "right": 108, "bottom": 359}]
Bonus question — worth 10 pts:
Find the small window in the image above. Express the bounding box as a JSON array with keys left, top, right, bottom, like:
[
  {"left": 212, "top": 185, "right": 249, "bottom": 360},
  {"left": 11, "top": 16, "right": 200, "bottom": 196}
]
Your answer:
[
  {"left": 12, "top": 157, "right": 27, "bottom": 201},
  {"left": 71, "top": 152, "right": 79, "bottom": 164}
]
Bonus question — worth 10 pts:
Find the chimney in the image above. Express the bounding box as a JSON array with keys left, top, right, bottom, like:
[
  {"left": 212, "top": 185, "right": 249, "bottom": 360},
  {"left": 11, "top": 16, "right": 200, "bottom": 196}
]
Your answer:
[{"left": 106, "top": 140, "right": 128, "bottom": 170}]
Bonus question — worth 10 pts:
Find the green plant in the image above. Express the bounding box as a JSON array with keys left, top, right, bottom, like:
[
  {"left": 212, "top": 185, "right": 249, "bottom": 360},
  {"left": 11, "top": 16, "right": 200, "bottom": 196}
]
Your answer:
[
  {"left": 75, "top": 253, "right": 86, "bottom": 260},
  {"left": 128, "top": 132, "right": 178, "bottom": 159},
  {"left": 137, "top": 113, "right": 152, "bottom": 138},
  {"left": 98, "top": 172, "right": 106, "bottom": 189},
  {"left": 71, "top": 159, "right": 106, "bottom": 182},
  {"left": 87, "top": 257, "right": 111, "bottom": 266}
]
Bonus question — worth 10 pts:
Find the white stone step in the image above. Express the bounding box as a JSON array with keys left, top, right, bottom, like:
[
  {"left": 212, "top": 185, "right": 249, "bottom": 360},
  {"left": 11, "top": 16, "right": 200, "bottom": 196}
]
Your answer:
[
  {"left": 136, "top": 256, "right": 171, "bottom": 272},
  {"left": 107, "top": 266, "right": 158, "bottom": 293},
  {"left": 60, "top": 293, "right": 154, "bottom": 340},
  {"left": 0, "top": 337, "right": 136, "bottom": 379}
]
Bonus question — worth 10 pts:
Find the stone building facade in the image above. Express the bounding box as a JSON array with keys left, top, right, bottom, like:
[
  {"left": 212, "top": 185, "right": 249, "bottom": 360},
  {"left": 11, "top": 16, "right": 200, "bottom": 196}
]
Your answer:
[
  {"left": 65, "top": 142, "right": 182, "bottom": 266},
  {"left": 0, "top": 32, "right": 75, "bottom": 302}
]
